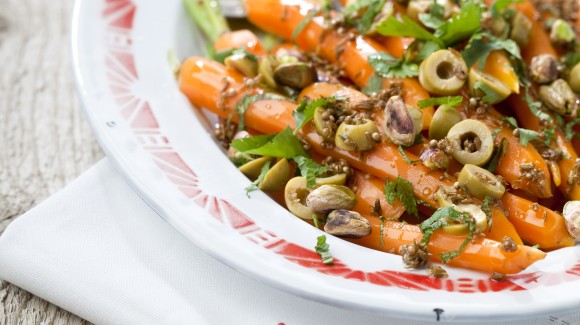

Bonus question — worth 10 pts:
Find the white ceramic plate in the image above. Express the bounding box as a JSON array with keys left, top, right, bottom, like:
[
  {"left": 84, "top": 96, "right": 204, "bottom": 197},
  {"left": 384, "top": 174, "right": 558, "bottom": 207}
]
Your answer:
[{"left": 71, "top": 0, "right": 580, "bottom": 321}]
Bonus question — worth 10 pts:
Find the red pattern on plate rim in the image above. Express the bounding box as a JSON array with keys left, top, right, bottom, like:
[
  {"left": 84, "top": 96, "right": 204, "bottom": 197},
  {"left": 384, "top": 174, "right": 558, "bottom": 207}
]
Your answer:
[{"left": 100, "top": 0, "right": 580, "bottom": 293}]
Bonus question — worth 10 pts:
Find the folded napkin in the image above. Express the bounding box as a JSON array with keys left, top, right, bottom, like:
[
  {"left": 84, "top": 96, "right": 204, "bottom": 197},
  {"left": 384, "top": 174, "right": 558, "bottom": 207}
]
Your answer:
[{"left": 0, "top": 159, "right": 578, "bottom": 324}]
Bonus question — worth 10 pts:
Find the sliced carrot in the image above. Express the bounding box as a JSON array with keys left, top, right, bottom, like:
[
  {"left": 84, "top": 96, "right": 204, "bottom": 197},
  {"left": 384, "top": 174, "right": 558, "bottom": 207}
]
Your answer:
[
  {"left": 214, "top": 29, "right": 266, "bottom": 55},
  {"left": 351, "top": 172, "right": 405, "bottom": 220},
  {"left": 347, "top": 219, "right": 545, "bottom": 274}
]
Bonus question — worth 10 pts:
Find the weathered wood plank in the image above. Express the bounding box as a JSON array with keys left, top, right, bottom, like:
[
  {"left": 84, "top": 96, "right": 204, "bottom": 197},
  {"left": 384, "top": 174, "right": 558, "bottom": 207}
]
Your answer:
[{"left": 0, "top": 0, "right": 103, "bottom": 323}]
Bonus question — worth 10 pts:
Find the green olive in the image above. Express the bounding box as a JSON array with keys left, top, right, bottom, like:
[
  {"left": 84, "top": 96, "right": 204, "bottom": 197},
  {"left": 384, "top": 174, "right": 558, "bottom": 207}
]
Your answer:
[
  {"left": 284, "top": 176, "right": 315, "bottom": 219},
  {"left": 419, "top": 49, "right": 468, "bottom": 96},
  {"left": 259, "top": 158, "right": 293, "bottom": 192},
  {"left": 313, "top": 107, "right": 334, "bottom": 141},
  {"left": 458, "top": 164, "right": 505, "bottom": 199},
  {"left": 238, "top": 156, "right": 274, "bottom": 180},
  {"left": 315, "top": 173, "right": 347, "bottom": 186},
  {"left": 224, "top": 53, "right": 259, "bottom": 78},
  {"left": 442, "top": 204, "right": 488, "bottom": 235},
  {"left": 509, "top": 12, "right": 532, "bottom": 48},
  {"left": 428, "top": 105, "right": 462, "bottom": 140},
  {"left": 434, "top": 186, "right": 454, "bottom": 207},
  {"left": 468, "top": 68, "right": 511, "bottom": 104},
  {"left": 274, "top": 62, "right": 316, "bottom": 89},
  {"left": 446, "top": 119, "right": 494, "bottom": 166},
  {"left": 539, "top": 79, "right": 577, "bottom": 115},
  {"left": 407, "top": 105, "right": 423, "bottom": 135},
  {"left": 489, "top": 16, "right": 508, "bottom": 37},
  {"left": 335, "top": 119, "right": 380, "bottom": 152},
  {"left": 569, "top": 63, "right": 580, "bottom": 93},
  {"left": 259, "top": 55, "right": 280, "bottom": 88}
]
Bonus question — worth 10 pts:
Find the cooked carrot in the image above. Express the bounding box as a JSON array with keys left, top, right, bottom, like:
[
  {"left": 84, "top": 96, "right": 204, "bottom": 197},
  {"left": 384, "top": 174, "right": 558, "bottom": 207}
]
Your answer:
[
  {"left": 351, "top": 172, "right": 405, "bottom": 220},
  {"left": 501, "top": 193, "right": 575, "bottom": 249},
  {"left": 244, "top": 0, "right": 434, "bottom": 130},
  {"left": 214, "top": 29, "right": 267, "bottom": 55},
  {"left": 179, "top": 56, "right": 573, "bottom": 249},
  {"left": 347, "top": 219, "right": 545, "bottom": 274}
]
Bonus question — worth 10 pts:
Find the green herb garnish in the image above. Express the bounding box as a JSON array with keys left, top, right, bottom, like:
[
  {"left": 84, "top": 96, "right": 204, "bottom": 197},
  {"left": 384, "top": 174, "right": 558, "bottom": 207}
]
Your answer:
[
  {"left": 315, "top": 235, "right": 334, "bottom": 265},
  {"left": 474, "top": 80, "right": 504, "bottom": 104},
  {"left": 368, "top": 52, "right": 419, "bottom": 79},
  {"left": 398, "top": 146, "right": 421, "bottom": 164},
  {"left": 231, "top": 127, "right": 308, "bottom": 158},
  {"left": 435, "top": 0, "right": 483, "bottom": 46},
  {"left": 293, "top": 156, "right": 328, "bottom": 188},
  {"left": 417, "top": 96, "right": 463, "bottom": 109},
  {"left": 481, "top": 196, "right": 495, "bottom": 230},
  {"left": 230, "top": 93, "right": 287, "bottom": 131},
  {"left": 462, "top": 32, "right": 521, "bottom": 69},
  {"left": 486, "top": 137, "right": 507, "bottom": 173},
  {"left": 245, "top": 160, "right": 271, "bottom": 196},
  {"left": 384, "top": 177, "right": 418, "bottom": 217},
  {"left": 343, "top": 0, "right": 387, "bottom": 34},
  {"left": 293, "top": 96, "right": 344, "bottom": 133},
  {"left": 419, "top": 0, "right": 445, "bottom": 29},
  {"left": 362, "top": 74, "right": 384, "bottom": 95},
  {"left": 376, "top": 15, "right": 444, "bottom": 47}
]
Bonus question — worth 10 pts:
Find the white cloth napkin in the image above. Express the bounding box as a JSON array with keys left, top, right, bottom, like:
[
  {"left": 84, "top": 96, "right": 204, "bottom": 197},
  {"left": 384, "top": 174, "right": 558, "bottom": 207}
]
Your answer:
[{"left": 0, "top": 159, "right": 579, "bottom": 325}]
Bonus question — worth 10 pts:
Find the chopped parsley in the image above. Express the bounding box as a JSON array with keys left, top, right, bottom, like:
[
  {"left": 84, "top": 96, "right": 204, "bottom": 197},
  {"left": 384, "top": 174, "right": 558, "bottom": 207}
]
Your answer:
[
  {"left": 384, "top": 177, "right": 418, "bottom": 217},
  {"left": 419, "top": 206, "right": 474, "bottom": 263},
  {"left": 231, "top": 127, "right": 308, "bottom": 158},
  {"left": 462, "top": 32, "right": 521, "bottom": 69},
  {"left": 435, "top": 0, "right": 483, "bottom": 46},
  {"left": 315, "top": 235, "right": 334, "bottom": 265},
  {"left": 417, "top": 96, "right": 463, "bottom": 109},
  {"left": 293, "top": 156, "right": 328, "bottom": 188},
  {"left": 376, "top": 15, "right": 444, "bottom": 47},
  {"left": 245, "top": 160, "right": 271, "bottom": 196},
  {"left": 368, "top": 52, "right": 419, "bottom": 79}
]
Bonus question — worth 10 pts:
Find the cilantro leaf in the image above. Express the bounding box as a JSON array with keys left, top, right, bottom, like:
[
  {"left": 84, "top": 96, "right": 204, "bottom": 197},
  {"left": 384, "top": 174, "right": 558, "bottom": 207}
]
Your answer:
[
  {"left": 230, "top": 94, "right": 286, "bottom": 131},
  {"left": 344, "top": 0, "right": 387, "bottom": 35},
  {"left": 462, "top": 32, "right": 521, "bottom": 68},
  {"left": 293, "top": 96, "right": 343, "bottom": 133},
  {"left": 376, "top": 15, "right": 444, "bottom": 47},
  {"left": 419, "top": 206, "right": 474, "bottom": 263},
  {"left": 368, "top": 52, "right": 419, "bottom": 79},
  {"left": 292, "top": 8, "right": 321, "bottom": 42},
  {"left": 490, "top": 0, "right": 523, "bottom": 18},
  {"left": 293, "top": 156, "right": 328, "bottom": 188},
  {"left": 315, "top": 235, "right": 334, "bottom": 265},
  {"left": 502, "top": 117, "right": 519, "bottom": 128},
  {"left": 362, "top": 74, "right": 384, "bottom": 95},
  {"left": 486, "top": 137, "right": 507, "bottom": 173},
  {"left": 435, "top": 0, "right": 482, "bottom": 46},
  {"left": 384, "top": 177, "right": 418, "bottom": 217},
  {"left": 524, "top": 87, "right": 552, "bottom": 122},
  {"left": 245, "top": 160, "right": 271, "bottom": 196},
  {"left": 474, "top": 80, "right": 504, "bottom": 104},
  {"left": 517, "top": 128, "right": 541, "bottom": 147},
  {"left": 419, "top": 0, "right": 445, "bottom": 29},
  {"left": 417, "top": 96, "right": 463, "bottom": 109},
  {"left": 398, "top": 146, "right": 421, "bottom": 164},
  {"left": 231, "top": 127, "right": 308, "bottom": 158},
  {"left": 413, "top": 40, "right": 443, "bottom": 62}
]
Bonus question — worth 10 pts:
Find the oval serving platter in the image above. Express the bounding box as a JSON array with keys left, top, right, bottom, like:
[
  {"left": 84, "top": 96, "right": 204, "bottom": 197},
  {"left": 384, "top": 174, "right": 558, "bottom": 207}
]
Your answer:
[{"left": 71, "top": 0, "right": 580, "bottom": 321}]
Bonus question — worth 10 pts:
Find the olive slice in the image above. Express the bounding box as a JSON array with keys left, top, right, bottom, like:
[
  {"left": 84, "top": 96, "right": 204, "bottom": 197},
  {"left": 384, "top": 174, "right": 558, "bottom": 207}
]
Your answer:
[
  {"left": 569, "top": 63, "right": 580, "bottom": 93},
  {"left": 259, "top": 158, "right": 292, "bottom": 192},
  {"left": 441, "top": 204, "right": 488, "bottom": 235},
  {"left": 428, "top": 104, "right": 462, "bottom": 140},
  {"left": 468, "top": 68, "right": 511, "bottom": 104},
  {"left": 284, "top": 176, "right": 315, "bottom": 219},
  {"left": 407, "top": 104, "right": 424, "bottom": 135},
  {"left": 335, "top": 119, "right": 379, "bottom": 151},
  {"left": 224, "top": 53, "right": 259, "bottom": 78},
  {"left": 446, "top": 119, "right": 494, "bottom": 167},
  {"left": 238, "top": 156, "right": 274, "bottom": 180},
  {"left": 419, "top": 49, "right": 468, "bottom": 96},
  {"left": 509, "top": 12, "right": 532, "bottom": 48},
  {"left": 434, "top": 186, "right": 454, "bottom": 207},
  {"left": 313, "top": 107, "right": 334, "bottom": 141},
  {"left": 315, "top": 173, "right": 347, "bottom": 186},
  {"left": 458, "top": 164, "right": 505, "bottom": 199}
]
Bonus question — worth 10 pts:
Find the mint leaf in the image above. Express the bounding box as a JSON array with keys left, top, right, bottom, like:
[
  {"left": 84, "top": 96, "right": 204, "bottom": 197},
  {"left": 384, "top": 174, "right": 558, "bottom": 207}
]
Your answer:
[
  {"left": 230, "top": 93, "right": 287, "bottom": 131},
  {"left": 293, "top": 156, "right": 328, "bottom": 188},
  {"left": 384, "top": 177, "right": 418, "bottom": 217},
  {"left": 486, "top": 137, "right": 507, "bottom": 173},
  {"left": 517, "top": 128, "right": 541, "bottom": 147},
  {"left": 481, "top": 196, "right": 495, "bottom": 230},
  {"left": 376, "top": 15, "right": 444, "bottom": 47},
  {"left": 293, "top": 96, "right": 344, "bottom": 133},
  {"left": 419, "top": 206, "right": 474, "bottom": 263},
  {"left": 315, "top": 235, "right": 334, "bottom": 265},
  {"left": 502, "top": 117, "right": 519, "bottom": 128},
  {"left": 368, "top": 52, "right": 419, "bottom": 79},
  {"left": 417, "top": 96, "right": 463, "bottom": 109},
  {"left": 231, "top": 127, "right": 308, "bottom": 158},
  {"left": 362, "top": 74, "right": 384, "bottom": 95},
  {"left": 435, "top": 0, "right": 482, "bottom": 46},
  {"left": 462, "top": 32, "right": 521, "bottom": 68},
  {"left": 245, "top": 160, "right": 271, "bottom": 196}
]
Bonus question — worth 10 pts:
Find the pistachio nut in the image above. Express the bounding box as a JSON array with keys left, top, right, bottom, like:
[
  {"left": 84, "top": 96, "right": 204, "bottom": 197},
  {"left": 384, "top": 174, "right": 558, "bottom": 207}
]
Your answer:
[
  {"left": 274, "top": 62, "right": 316, "bottom": 89},
  {"left": 224, "top": 53, "right": 259, "bottom": 78},
  {"left": 305, "top": 185, "right": 357, "bottom": 213},
  {"left": 284, "top": 177, "right": 315, "bottom": 219},
  {"left": 563, "top": 201, "right": 580, "bottom": 240},
  {"left": 420, "top": 147, "right": 450, "bottom": 170},
  {"left": 539, "top": 79, "right": 577, "bottom": 115},
  {"left": 550, "top": 19, "right": 575, "bottom": 47},
  {"left": 530, "top": 54, "right": 560, "bottom": 85},
  {"left": 324, "top": 209, "right": 371, "bottom": 238},
  {"left": 259, "top": 55, "right": 280, "bottom": 88},
  {"left": 509, "top": 12, "right": 532, "bottom": 48},
  {"left": 383, "top": 96, "right": 416, "bottom": 146}
]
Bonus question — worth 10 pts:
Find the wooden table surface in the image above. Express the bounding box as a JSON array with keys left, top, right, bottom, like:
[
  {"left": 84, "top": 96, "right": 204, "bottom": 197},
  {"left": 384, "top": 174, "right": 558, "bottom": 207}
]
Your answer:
[{"left": 1, "top": 0, "right": 102, "bottom": 323}]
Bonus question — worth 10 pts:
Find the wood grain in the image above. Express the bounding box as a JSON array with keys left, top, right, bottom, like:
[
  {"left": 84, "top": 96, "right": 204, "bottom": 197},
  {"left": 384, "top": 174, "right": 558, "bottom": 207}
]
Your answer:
[{"left": 0, "top": 0, "right": 102, "bottom": 323}]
